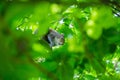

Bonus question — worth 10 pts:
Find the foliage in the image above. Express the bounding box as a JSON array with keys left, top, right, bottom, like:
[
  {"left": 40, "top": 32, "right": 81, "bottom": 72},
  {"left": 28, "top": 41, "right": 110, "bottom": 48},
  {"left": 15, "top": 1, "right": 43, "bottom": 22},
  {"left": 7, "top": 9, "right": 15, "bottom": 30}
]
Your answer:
[{"left": 0, "top": 0, "right": 120, "bottom": 80}]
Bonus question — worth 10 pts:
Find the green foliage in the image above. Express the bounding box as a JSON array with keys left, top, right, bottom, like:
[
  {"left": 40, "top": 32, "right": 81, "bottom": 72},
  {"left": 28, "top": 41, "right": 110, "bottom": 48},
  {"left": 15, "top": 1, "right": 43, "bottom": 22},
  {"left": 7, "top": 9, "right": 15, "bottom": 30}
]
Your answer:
[{"left": 0, "top": 0, "right": 120, "bottom": 80}]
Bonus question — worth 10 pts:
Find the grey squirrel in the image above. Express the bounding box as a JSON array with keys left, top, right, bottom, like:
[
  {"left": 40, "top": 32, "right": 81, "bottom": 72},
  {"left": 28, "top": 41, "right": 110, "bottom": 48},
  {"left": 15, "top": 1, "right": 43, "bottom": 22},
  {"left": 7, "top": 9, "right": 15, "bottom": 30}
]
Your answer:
[
  {"left": 35, "top": 28, "right": 64, "bottom": 48},
  {"left": 43, "top": 29, "right": 64, "bottom": 47}
]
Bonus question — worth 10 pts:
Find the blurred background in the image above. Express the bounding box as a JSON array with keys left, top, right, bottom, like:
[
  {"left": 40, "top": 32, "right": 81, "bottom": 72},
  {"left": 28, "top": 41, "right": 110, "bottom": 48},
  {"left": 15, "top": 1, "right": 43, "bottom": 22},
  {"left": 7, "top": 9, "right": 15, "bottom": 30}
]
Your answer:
[{"left": 0, "top": 0, "right": 120, "bottom": 80}]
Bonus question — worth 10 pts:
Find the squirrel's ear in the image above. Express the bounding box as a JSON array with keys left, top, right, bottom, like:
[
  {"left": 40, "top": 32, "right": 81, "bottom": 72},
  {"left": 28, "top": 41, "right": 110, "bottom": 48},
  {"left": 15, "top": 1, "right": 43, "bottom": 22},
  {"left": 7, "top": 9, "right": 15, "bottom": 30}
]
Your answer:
[
  {"left": 61, "top": 33, "right": 64, "bottom": 36},
  {"left": 49, "top": 28, "right": 54, "bottom": 32}
]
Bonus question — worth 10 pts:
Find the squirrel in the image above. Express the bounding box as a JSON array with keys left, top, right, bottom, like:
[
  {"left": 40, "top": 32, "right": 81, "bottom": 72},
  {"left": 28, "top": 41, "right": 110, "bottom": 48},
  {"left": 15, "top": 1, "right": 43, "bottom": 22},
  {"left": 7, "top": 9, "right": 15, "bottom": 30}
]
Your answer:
[
  {"left": 43, "top": 29, "right": 64, "bottom": 47},
  {"left": 34, "top": 28, "right": 65, "bottom": 48}
]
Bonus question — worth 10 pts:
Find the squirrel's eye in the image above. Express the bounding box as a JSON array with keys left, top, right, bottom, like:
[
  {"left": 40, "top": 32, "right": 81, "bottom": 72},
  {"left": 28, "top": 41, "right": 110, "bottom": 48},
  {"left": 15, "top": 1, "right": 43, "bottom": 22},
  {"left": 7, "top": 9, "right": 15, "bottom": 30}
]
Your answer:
[{"left": 60, "top": 38, "right": 64, "bottom": 44}]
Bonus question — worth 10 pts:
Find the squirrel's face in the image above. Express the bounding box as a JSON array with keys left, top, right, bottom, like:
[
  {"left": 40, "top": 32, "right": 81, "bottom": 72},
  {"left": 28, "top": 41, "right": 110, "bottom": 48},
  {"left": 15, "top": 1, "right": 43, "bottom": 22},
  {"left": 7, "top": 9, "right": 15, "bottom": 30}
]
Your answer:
[{"left": 54, "top": 34, "right": 64, "bottom": 46}]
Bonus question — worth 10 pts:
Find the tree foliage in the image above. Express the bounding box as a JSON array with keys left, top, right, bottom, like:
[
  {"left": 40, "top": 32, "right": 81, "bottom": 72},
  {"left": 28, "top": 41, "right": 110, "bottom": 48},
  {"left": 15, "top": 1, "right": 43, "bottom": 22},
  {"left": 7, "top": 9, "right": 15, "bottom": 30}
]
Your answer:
[{"left": 0, "top": 0, "right": 120, "bottom": 80}]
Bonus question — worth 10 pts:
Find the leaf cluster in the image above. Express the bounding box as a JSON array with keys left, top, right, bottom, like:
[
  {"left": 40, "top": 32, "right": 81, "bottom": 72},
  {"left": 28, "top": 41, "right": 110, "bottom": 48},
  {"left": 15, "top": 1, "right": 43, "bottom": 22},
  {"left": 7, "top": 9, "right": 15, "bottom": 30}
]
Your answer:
[{"left": 0, "top": 0, "right": 120, "bottom": 80}]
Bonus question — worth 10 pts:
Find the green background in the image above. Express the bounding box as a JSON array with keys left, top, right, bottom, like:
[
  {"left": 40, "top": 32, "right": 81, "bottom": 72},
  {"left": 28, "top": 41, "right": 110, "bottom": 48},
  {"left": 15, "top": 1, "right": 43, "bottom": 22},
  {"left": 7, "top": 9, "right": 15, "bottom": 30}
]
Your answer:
[{"left": 0, "top": 0, "right": 120, "bottom": 80}]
